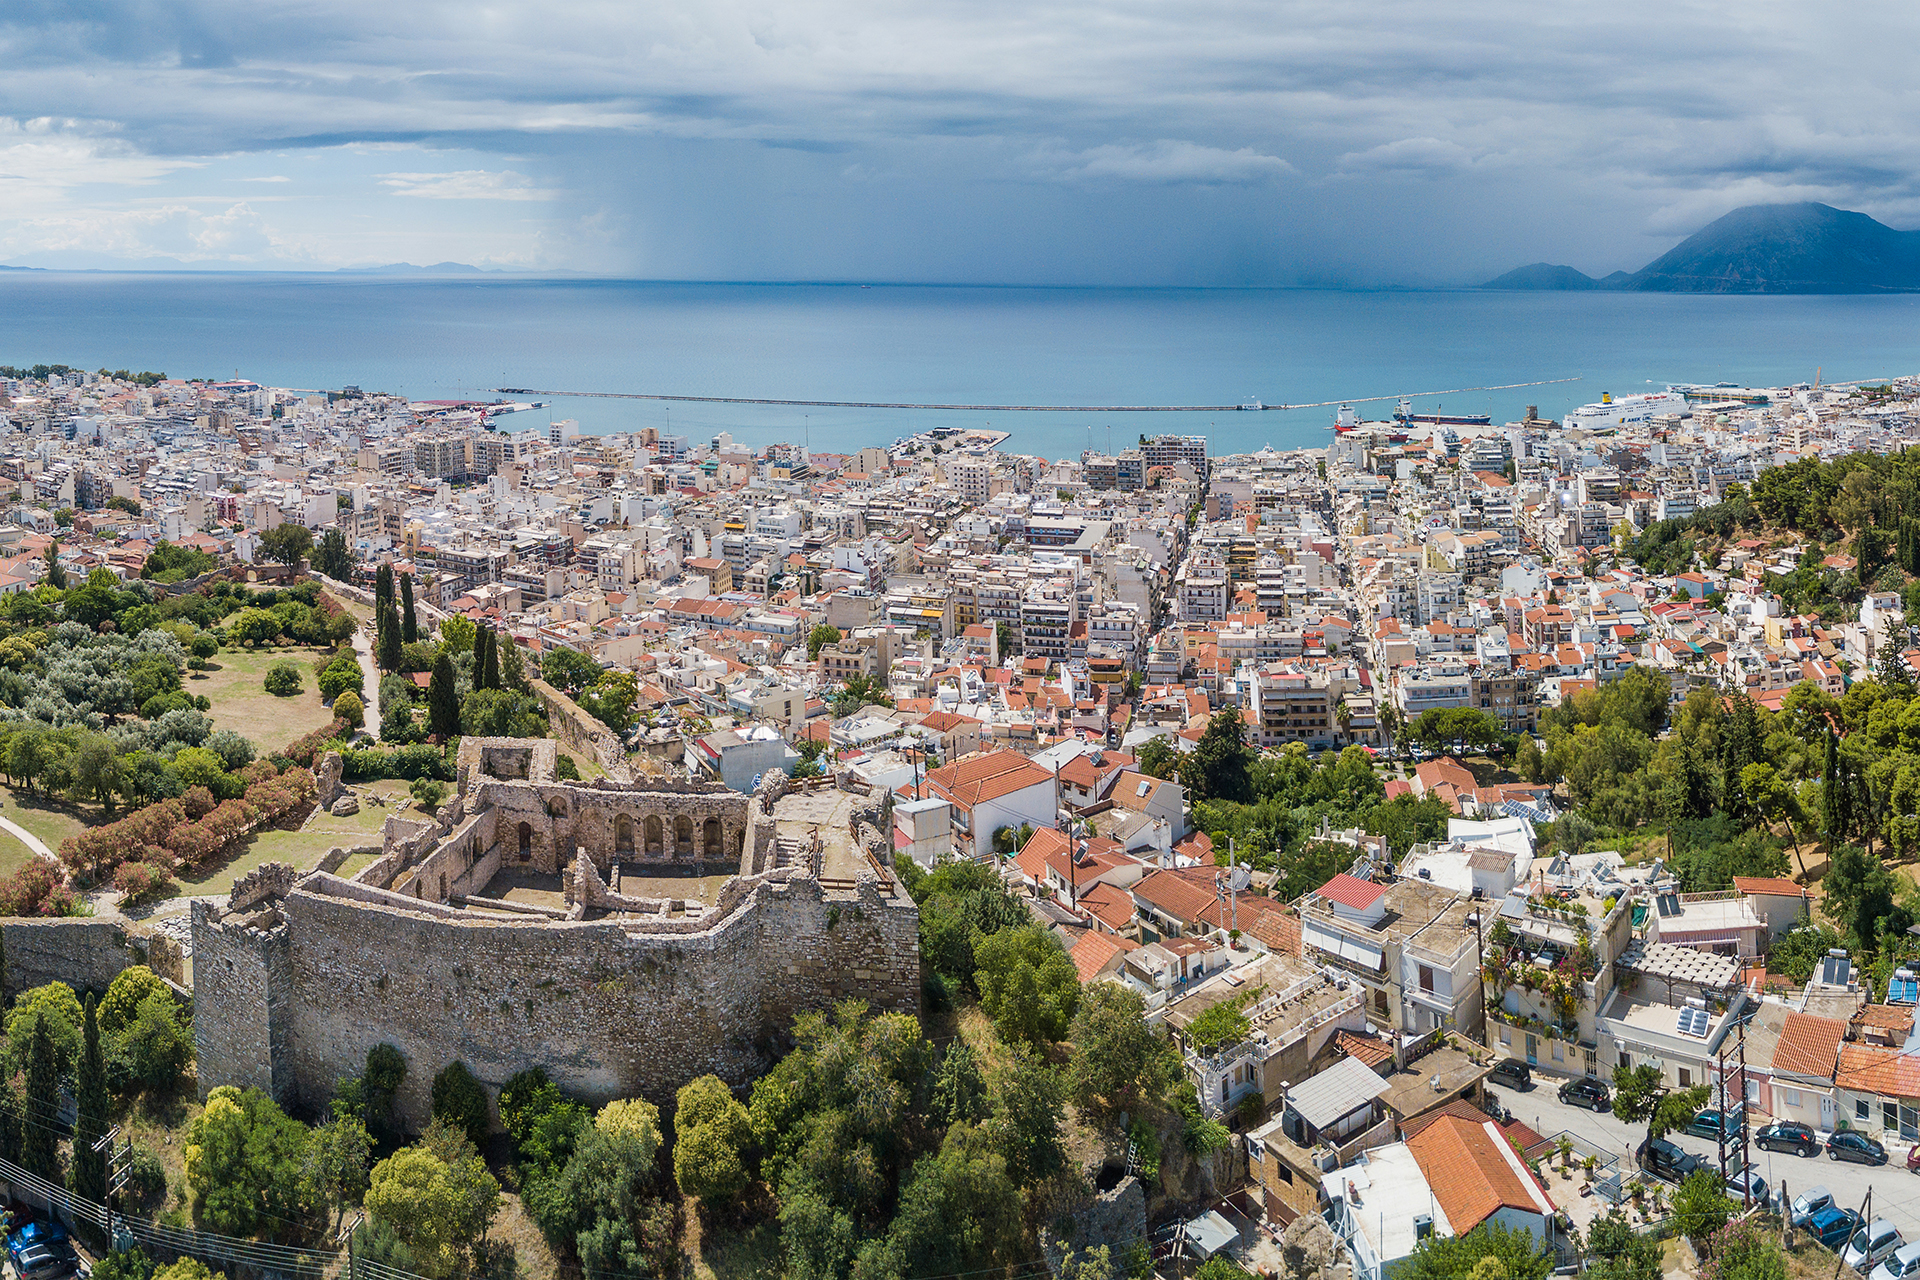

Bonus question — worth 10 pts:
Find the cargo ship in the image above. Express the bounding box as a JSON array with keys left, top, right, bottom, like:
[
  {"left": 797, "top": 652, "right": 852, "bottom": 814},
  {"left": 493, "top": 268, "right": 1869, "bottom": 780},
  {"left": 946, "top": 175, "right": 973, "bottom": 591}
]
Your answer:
[
  {"left": 1331, "top": 404, "right": 1410, "bottom": 441},
  {"left": 1391, "top": 398, "right": 1491, "bottom": 426}
]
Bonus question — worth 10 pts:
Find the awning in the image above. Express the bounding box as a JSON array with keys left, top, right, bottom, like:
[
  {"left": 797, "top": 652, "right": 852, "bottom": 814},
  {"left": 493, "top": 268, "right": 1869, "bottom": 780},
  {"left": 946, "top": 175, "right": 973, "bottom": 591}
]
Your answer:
[{"left": 1304, "top": 920, "right": 1385, "bottom": 970}]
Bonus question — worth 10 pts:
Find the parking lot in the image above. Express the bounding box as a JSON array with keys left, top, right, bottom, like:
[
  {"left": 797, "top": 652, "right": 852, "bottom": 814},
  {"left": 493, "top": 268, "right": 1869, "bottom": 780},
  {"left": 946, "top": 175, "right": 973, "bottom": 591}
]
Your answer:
[{"left": 1493, "top": 1070, "right": 1920, "bottom": 1245}]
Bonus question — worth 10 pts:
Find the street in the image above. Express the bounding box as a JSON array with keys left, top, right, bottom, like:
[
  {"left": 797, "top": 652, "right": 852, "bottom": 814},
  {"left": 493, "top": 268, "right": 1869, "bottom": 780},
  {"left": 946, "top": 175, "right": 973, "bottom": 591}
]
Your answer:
[{"left": 1492, "top": 1070, "right": 1920, "bottom": 1243}]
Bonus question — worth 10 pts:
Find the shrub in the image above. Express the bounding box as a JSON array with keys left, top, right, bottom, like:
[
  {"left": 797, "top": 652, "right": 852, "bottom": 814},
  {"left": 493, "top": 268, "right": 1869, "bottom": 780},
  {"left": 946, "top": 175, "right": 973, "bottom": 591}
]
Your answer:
[
  {"left": 334, "top": 690, "right": 365, "bottom": 729},
  {"left": 318, "top": 655, "right": 364, "bottom": 702},
  {"left": 284, "top": 718, "right": 350, "bottom": 766},
  {"left": 411, "top": 778, "right": 448, "bottom": 810},
  {"left": 431, "top": 1061, "right": 491, "bottom": 1150},
  {"left": 181, "top": 785, "right": 217, "bottom": 819},
  {"left": 101, "top": 966, "right": 171, "bottom": 1035},
  {"left": 0, "top": 861, "right": 81, "bottom": 917},
  {"left": 113, "top": 861, "right": 174, "bottom": 905}
]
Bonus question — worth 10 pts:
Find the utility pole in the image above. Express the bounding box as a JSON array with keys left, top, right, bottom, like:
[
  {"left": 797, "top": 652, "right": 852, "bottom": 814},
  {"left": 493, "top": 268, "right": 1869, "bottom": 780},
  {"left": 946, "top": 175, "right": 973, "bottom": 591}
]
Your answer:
[{"left": 1470, "top": 908, "right": 1489, "bottom": 1048}]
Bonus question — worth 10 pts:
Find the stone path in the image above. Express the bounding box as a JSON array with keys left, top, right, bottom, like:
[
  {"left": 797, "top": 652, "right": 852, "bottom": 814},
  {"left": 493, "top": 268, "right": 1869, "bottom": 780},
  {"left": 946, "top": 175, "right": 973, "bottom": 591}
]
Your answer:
[
  {"left": 350, "top": 624, "right": 382, "bottom": 730},
  {"left": 0, "top": 810, "right": 55, "bottom": 863}
]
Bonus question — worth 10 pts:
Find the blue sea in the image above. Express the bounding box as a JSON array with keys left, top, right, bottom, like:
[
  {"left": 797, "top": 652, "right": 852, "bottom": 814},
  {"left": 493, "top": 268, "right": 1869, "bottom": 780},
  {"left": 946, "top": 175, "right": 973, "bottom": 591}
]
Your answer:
[{"left": 2, "top": 273, "right": 1918, "bottom": 459}]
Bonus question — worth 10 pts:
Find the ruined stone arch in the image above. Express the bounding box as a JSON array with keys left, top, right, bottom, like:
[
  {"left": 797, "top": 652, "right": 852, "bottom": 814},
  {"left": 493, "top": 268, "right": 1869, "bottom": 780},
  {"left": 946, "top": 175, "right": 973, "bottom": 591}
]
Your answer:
[
  {"left": 616, "top": 814, "right": 635, "bottom": 854},
  {"left": 645, "top": 814, "right": 664, "bottom": 855},
  {"left": 517, "top": 822, "right": 533, "bottom": 861},
  {"left": 674, "top": 814, "right": 693, "bottom": 856},
  {"left": 703, "top": 817, "right": 723, "bottom": 858}
]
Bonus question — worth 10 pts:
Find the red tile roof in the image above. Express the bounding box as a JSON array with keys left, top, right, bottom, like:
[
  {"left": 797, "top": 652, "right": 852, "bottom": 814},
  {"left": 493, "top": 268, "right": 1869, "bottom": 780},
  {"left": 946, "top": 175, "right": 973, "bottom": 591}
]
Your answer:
[
  {"left": 1069, "top": 930, "right": 1134, "bottom": 983},
  {"left": 1771, "top": 1013, "right": 1845, "bottom": 1079},
  {"left": 1317, "top": 873, "right": 1387, "bottom": 910},
  {"left": 1404, "top": 1113, "right": 1554, "bottom": 1234},
  {"left": 1733, "top": 876, "right": 1807, "bottom": 897}
]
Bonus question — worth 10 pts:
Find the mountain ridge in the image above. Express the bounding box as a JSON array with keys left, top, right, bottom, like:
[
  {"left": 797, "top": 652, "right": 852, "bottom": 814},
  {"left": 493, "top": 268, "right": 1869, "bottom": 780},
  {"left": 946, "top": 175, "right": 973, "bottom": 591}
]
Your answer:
[{"left": 1483, "top": 202, "right": 1920, "bottom": 293}]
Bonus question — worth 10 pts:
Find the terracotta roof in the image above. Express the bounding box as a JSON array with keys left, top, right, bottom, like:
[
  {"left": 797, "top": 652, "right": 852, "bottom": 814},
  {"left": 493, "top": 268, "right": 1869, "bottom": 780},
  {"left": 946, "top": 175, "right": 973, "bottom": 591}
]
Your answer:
[
  {"left": 1836, "top": 1042, "right": 1920, "bottom": 1098},
  {"left": 1405, "top": 1113, "right": 1555, "bottom": 1234},
  {"left": 1336, "top": 1031, "right": 1394, "bottom": 1070},
  {"left": 1732, "top": 876, "right": 1807, "bottom": 897},
  {"left": 1078, "top": 881, "right": 1138, "bottom": 931},
  {"left": 1132, "top": 868, "right": 1219, "bottom": 925},
  {"left": 1069, "top": 930, "right": 1134, "bottom": 983},
  {"left": 1771, "top": 1013, "right": 1846, "bottom": 1079},
  {"left": 1855, "top": 1005, "right": 1915, "bottom": 1034},
  {"left": 1317, "top": 873, "right": 1387, "bottom": 910},
  {"left": 924, "top": 749, "right": 1054, "bottom": 810}
]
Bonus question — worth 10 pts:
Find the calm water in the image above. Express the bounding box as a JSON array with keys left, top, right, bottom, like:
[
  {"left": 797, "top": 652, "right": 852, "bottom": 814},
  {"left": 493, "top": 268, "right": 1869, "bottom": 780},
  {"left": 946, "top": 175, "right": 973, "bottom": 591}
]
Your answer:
[{"left": 2, "top": 273, "right": 1918, "bottom": 458}]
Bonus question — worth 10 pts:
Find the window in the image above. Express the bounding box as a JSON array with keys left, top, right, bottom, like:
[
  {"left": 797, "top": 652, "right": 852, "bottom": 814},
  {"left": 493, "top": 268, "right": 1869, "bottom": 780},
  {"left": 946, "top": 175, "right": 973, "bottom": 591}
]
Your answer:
[
  {"left": 1275, "top": 1164, "right": 1293, "bottom": 1184},
  {"left": 1746, "top": 1078, "right": 1760, "bottom": 1103},
  {"left": 1419, "top": 965, "right": 1434, "bottom": 992},
  {"left": 1782, "top": 1088, "right": 1803, "bottom": 1107},
  {"left": 1886, "top": 1101, "right": 1899, "bottom": 1132},
  {"left": 1860, "top": 1099, "right": 1873, "bottom": 1122},
  {"left": 1678, "top": 1068, "right": 1691, "bottom": 1087},
  {"left": 1499, "top": 1026, "right": 1511, "bottom": 1046}
]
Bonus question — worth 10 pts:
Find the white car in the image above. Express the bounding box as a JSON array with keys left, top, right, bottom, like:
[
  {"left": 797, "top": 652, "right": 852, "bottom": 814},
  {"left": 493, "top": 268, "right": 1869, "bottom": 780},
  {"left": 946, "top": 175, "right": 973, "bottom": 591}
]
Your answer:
[
  {"left": 1871, "top": 1241, "right": 1920, "bottom": 1280},
  {"left": 1847, "top": 1221, "right": 1906, "bottom": 1274}
]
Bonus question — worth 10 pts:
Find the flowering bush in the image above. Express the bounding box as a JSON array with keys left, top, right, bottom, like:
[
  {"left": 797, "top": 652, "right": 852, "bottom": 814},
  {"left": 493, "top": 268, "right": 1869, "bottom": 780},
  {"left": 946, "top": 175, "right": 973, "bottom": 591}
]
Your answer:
[
  {"left": 285, "top": 719, "right": 350, "bottom": 766},
  {"left": 113, "top": 860, "right": 175, "bottom": 905},
  {"left": 181, "top": 785, "right": 218, "bottom": 819},
  {"left": 0, "top": 861, "right": 81, "bottom": 916}
]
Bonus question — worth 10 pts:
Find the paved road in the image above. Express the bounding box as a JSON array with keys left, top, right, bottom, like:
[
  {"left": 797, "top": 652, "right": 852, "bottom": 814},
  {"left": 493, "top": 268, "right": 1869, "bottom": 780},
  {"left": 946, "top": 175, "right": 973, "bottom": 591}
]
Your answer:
[{"left": 1493, "top": 1068, "right": 1920, "bottom": 1242}]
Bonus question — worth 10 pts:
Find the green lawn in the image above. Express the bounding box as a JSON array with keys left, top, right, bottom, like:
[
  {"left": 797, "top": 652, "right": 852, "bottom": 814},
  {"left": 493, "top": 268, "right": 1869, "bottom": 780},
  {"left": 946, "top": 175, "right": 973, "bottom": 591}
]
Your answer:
[
  {"left": 0, "top": 781, "right": 104, "bottom": 855},
  {"left": 168, "top": 780, "right": 424, "bottom": 897},
  {"left": 188, "top": 645, "right": 342, "bottom": 757},
  {"left": 0, "top": 828, "right": 37, "bottom": 877}
]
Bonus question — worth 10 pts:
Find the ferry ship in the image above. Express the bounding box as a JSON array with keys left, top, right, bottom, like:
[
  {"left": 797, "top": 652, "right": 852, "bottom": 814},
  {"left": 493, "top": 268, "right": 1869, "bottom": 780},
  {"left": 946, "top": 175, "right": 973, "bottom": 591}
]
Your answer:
[
  {"left": 1390, "top": 398, "right": 1491, "bottom": 427},
  {"left": 1562, "top": 390, "right": 1688, "bottom": 432},
  {"left": 1331, "top": 404, "right": 1409, "bottom": 441},
  {"left": 1672, "top": 383, "right": 1770, "bottom": 405}
]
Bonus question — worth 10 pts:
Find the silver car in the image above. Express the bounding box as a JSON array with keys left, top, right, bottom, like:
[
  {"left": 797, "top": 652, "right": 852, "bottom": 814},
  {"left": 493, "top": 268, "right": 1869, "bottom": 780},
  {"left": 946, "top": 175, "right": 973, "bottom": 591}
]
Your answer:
[
  {"left": 1847, "top": 1220, "right": 1906, "bottom": 1273},
  {"left": 1871, "top": 1241, "right": 1920, "bottom": 1280},
  {"left": 1791, "top": 1185, "right": 1833, "bottom": 1228}
]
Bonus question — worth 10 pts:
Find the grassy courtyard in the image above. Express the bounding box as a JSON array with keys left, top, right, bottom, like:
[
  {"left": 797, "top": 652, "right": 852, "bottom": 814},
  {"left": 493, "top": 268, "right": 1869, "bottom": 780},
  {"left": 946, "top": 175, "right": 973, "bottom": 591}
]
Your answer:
[
  {"left": 167, "top": 780, "right": 426, "bottom": 897},
  {"left": 189, "top": 644, "right": 343, "bottom": 757}
]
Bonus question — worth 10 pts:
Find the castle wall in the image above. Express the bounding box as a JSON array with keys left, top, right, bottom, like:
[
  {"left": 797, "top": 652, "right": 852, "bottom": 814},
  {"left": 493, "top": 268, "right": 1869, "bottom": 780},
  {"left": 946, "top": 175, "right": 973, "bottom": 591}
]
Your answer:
[
  {"left": 190, "top": 901, "right": 296, "bottom": 1104},
  {"left": 1, "top": 919, "right": 136, "bottom": 998},
  {"left": 269, "top": 872, "right": 918, "bottom": 1128}
]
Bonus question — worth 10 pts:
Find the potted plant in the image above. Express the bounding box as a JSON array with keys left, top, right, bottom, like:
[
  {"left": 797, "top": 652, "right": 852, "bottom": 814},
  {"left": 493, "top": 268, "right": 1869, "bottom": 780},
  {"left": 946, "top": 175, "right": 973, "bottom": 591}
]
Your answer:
[{"left": 1583, "top": 1154, "right": 1596, "bottom": 1182}]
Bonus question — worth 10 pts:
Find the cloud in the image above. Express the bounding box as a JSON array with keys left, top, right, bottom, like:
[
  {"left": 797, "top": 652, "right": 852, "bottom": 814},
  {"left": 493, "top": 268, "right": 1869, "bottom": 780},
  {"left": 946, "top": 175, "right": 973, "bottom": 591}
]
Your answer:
[
  {"left": 239, "top": 174, "right": 289, "bottom": 182},
  {"left": 378, "top": 169, "right": 555, "bottom": 200},
  {"left": 1047, "top": 140, "right": 1294, "bottom": 184},
  {"left": 1336, "top": 137, "right": 1482, "bottom": 175},
  {"left": 0, "top": 200, "right": 286, "bottom": 262}
]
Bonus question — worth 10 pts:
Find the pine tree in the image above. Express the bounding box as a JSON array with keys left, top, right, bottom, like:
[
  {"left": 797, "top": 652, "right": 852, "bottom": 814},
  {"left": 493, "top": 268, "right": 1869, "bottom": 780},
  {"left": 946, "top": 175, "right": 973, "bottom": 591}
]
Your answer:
[
  {"left": 481, "top": 630, "right": 501, "bottom": 692},
  {"left": 21, "top": 1014, "right": 59, "bottom": 1180},
  {"left": 428, "top": 653, "right": 461, "bottom": 740},
  {"left": 71, "top": 995, "right": 107, "bottom": 1204},
  {"left": 400, "top": 574, "right": 418, "bottom": 644},
  {"left": 378, "top": 600, "right": 403, "bottom": 673}
]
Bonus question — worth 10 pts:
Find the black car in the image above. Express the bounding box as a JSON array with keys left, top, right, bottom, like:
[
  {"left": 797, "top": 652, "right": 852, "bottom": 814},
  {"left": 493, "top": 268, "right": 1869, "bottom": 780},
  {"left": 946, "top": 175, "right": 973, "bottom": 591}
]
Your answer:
[
  {"left": 1489, "top": 1060, "right": 1532, "bottom": 1089},
  {"left": 1559, "top": 1077, "right": 1610, "bottom": 1111},
  {"left": 1756, "top": 1120, "right": 1819, "bottom": 1157},
  {"left": 1642, "top": 1137, "right": 1702, "bottom": 1184},
  {"left": 1829, "top": 1130, "right": 1890, "bottom": 1165}
]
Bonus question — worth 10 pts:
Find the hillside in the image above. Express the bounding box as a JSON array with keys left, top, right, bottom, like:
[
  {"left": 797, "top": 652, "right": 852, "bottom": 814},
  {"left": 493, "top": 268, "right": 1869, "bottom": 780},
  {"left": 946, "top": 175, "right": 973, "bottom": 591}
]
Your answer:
[{"left": 1482, "top": 202, "right": 1920, "bottom": 293}]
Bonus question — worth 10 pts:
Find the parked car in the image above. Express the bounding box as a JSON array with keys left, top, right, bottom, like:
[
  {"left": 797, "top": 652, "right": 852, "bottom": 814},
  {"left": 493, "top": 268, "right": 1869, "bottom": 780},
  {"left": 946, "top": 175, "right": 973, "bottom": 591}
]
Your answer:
[
  {"left": 6, "top": 1223, "right": 68, "bottom": 1265},
  {"left": 1829, "top": 1130, "right": 1890, "bottom": 1165},
  {"left": 1559, "top": 1077, "right": 1610, "bottom": 1111},
  {"left": 1641, "top": 1137, "right": 1701, "bottom": 1185},
  {"left": 1686, "top": 1108, "right": 1743, "bottom": 1140},
  {"left": 1873, "top": 1241, "right": 1920, "bottom": 1280},
  {"left": 1908, "top": 1144, "right": 1920, "bottom": 1173},
  {"left": 1811, "top": 1207, "right": 1865, "bottom": 1252},
  {"left": 1846, "top": 1220, "right": 1907, "bottom": 1273},
  {"left": 16, "top": 1238, "right": 79, "bottom": 1280},
  {"left": 1757, "top": 1120, "right": 1819, "bottom": 1157},
  {"left": 1489, "top": 1060, "right": 1532, "bottom": 1090},
  {"left": 1724, "top": 1163, "right": 1770, "bottom": 1209},
  {"left": 1791, "top": 1185, "right": 1835, "bottom": 1228}
]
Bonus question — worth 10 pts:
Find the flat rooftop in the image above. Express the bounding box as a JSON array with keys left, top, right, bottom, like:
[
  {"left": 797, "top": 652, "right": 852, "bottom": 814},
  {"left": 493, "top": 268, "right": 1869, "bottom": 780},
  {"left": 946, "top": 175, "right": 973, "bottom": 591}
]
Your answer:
[{"left": 771, "top": 786, "right": 869, "bottom": 881}]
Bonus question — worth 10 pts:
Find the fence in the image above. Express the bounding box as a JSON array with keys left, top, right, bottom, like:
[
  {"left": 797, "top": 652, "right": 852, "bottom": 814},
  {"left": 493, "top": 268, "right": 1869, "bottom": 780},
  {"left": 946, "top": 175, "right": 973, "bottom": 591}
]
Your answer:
[{"left": 0, "top": 1148, "right": 426, "bottom": 1280}]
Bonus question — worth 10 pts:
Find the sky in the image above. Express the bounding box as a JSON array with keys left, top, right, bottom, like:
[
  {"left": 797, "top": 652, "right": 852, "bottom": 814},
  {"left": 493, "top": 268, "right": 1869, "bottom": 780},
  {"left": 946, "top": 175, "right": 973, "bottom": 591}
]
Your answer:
[{"left": 2, "top": 0, "right": 1919, "bottom": 283}]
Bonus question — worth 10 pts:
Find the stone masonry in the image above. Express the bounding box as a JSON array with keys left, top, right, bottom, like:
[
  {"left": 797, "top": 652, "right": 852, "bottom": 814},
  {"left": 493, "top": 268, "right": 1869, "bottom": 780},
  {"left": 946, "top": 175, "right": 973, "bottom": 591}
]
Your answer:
[{"left": 192, "top": 737, "right": 920, "bottom": 1129}]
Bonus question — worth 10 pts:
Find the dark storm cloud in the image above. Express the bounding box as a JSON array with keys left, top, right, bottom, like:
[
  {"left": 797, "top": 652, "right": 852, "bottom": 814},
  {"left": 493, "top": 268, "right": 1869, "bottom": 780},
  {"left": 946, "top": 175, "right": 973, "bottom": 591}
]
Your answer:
[{"left": 1, "top": 0, "right": 1918, "bottom": 278}]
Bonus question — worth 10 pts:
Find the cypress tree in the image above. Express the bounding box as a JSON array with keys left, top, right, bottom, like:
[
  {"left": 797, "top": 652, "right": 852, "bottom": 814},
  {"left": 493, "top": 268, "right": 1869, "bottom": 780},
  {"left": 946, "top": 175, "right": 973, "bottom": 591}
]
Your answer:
[
  {"left": 71, "top": 995, "right": 106, "bottom": 1204},
  {"left": 1824, "top": 727, "right": 1842, "bottom": 844},
  {"left": 374, "top": 563, "right": 395, "bottom": 613},
  {"left": 378, "top": 601, "right": 403, "bottom": 673},
  {"left": 428, "top": 653, "right": 461, "bottom": 740},
  {"left": 21, "top": 1014, "right": 59, "bottom": 1180},
  {"left": 481, "top": 630, "right": 501, "bottom": 693},
  {"left": 0, "top": 1086, "right": 21, "bottom": 1165},
  {"left": 473, "top": 622, "right": 489, "bottom": 672},
  {"left": 0, "top": 927, "right": 10, "bottom": 1009},
  {"left": 500, "top": 636, "right": 524, "bottom": 691},
  {"left": 45, "top": 540, "right": 65, "bottom": 591},
  {"left": 400, "top": 574, "right": 418, "bottom": 644}
]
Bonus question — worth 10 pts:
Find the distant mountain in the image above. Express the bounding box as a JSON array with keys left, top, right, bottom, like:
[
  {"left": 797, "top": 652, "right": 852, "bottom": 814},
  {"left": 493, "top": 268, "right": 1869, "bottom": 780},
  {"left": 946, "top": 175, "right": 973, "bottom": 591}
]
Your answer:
[
  {"left": 1482, "top": 202, "right": 1920, "bottom": 293},
  {"left": 336, "top": 261, "right": 491, "bottom": 275},
  {"left": 1481, "top": 263, "right": 1603, "bottom": 290}
]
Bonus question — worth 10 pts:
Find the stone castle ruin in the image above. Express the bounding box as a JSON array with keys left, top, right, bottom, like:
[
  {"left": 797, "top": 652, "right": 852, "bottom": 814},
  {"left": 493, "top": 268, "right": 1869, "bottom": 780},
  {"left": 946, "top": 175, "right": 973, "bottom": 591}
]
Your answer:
[{"left": 193, "top": 738, "right": 919, "bottom": 1128}]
